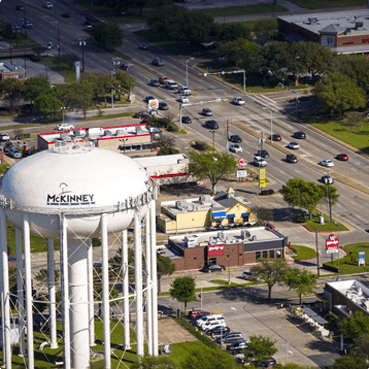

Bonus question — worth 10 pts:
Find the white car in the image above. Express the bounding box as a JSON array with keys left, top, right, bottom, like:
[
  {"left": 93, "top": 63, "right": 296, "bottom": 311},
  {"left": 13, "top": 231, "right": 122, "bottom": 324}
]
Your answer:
[
  {"left": 43, "top": 1, "right": 53, "bottom": 8},
  {"left": 322, "top": 175, "right": 334, "bottom": 184},
  {"left": 177, "top": 96, "right": 189, "bottom": 103},
  {"left": 0, "top": 133, "right": 10, "bottom": 141},
  {"left": 232, "top": 97, "right": 245, "bottom": 105},
  {"left": 57, "top": 123, "right": 74, "bottom": 131},
  {"left": 253, "top": 156, "right": 267, "bottom": 167},
  {"left": 320, "top": 159, "right": 334, "bottom": 168},
  {"left": 178, "top": 86, "right": 192, "bottom": 96},
  {"left": 229, "top": 144, "right": 242, "bottom": 153},
  {"left": 287, "top": 142, "right": 299, "bottom": 150},
  {"left": 45, "top": 42, "right": 55, "bottom": 50}
]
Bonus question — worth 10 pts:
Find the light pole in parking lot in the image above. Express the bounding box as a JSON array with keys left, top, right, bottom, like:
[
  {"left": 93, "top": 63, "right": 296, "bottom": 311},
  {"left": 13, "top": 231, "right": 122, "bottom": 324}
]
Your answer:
[
  {"left": 110, "top": 70, "right": 115, "bottom": 108},
  {"left": 263, "top": 106, "right": 273, "bottom": 144},
  {"left": 78, "top": 38, "right": 87, "bottom": 72},
  {"left": 61, "top": 107, "right": 67, "bottom": 124},
  {"left": 186, "top": 57, "right": 194, "bottom": 88},
  {"left": 227, "top": 248, "right": 232, "bottom": 285}
]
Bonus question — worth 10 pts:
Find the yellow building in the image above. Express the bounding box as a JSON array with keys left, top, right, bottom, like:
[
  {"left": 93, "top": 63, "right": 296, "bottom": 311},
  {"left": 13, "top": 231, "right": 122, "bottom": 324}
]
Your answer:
[{"left": 157, "top": 188, "right": 257, "bottom": 234}]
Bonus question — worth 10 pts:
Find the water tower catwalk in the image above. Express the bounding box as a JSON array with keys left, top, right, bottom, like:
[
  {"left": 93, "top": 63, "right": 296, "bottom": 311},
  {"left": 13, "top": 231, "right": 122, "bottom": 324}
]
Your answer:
[{"left": 0, "top": 142, "right": 159, "bottom": 369}]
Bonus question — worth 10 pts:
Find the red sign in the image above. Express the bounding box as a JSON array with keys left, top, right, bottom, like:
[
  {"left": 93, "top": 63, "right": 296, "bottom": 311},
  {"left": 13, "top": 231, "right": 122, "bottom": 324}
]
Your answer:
[
  {"left": 208, "top": 244, "right": 225, "bottom": 256},
  {"left": 237, "top": 158, "right": 247, "bottom": 169},
  {"left": 326, "top": 233, "right": 339, "bottom": 254}
]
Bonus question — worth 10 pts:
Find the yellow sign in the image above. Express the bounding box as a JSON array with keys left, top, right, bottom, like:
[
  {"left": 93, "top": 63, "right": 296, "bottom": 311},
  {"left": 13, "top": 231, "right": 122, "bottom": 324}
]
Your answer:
[
  {"left": 259, "top": 169, "right": 266, "bottom": 179},
  {"left": 259, "top": 182, "right": 266, "bottom": 188}
]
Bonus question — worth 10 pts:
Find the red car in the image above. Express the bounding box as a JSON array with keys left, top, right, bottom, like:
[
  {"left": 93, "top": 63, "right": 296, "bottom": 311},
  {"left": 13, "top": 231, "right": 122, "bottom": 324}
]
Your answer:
[
  {"left": 337, "top": 153, "right": 349, "bottom": 161},
  {"left": 189, "top": 310, "right": 210, "bottom": 319},
  {"left": 270, "top": 134, "right": 282, "bottom": 141}
]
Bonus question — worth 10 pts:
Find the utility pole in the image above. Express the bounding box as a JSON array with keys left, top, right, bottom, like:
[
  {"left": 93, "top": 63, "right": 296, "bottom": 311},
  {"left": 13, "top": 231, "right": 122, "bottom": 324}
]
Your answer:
[{"left": 315, "top": 230, "right": 320, "bottom": 276}]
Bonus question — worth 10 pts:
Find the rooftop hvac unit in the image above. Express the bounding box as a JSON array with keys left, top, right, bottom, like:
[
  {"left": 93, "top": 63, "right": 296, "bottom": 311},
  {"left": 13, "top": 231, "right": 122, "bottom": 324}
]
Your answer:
[
  {"left": 116, "top": 130, "right": 125, "bottom": 136},
  {"left": 208, "top": 237, "right": 217, "bottom": 245},
  {"left": 135, "top": 126, "right": 145, "bottom": 134},
  {"left": 185, "top": 235, "right": 198, "bottom": 248},
  {"left": 355, "top": 21, "right": 363, "bottom": 28},
  {"left": 251, "top": 235, "right": 257, "bottom": 241},
  {"left": 218, "top": 232, "right": 225, "bottom": 241},
  {"left": 241, "top": 230, "right": 251, "bottom": 239},
  {"left": 73, "top": 130, "right": 82, "bottom": 137},
  {"left": 176, "top": 200, "right": 188, "bottom": 211},
  {"left": 60, "top": 133, "right": 70, "bottom": 141},
  {"left": 199, "top": 195, "right": 212, "bottom": 205},
  {"left": 104, "top": 130, "right": 112, "bottom": 137}
]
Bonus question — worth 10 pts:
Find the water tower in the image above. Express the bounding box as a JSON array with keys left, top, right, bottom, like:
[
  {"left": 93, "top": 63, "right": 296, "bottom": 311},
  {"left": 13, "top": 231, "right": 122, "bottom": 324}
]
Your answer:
[{"left": 0, "top": 141, "right": 159, "bottom": 369}]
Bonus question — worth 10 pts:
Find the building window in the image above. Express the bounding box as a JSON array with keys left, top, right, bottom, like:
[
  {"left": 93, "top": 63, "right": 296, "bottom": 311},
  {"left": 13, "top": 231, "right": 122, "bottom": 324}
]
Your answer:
[
  {"left": 255, "top": 251, "right": 261, "bottom": 260},
  {"left": 270, "top": 250, "right": 275, "bottom": 258},
  {"left": 228, "top": 217, "right": 234, "bottom": 225},
  {"left": 263, "top": 250, "right": 268, "bottom": 258},
  {"left": 209, "top": 257, "right": 217, "bottom": 265}
]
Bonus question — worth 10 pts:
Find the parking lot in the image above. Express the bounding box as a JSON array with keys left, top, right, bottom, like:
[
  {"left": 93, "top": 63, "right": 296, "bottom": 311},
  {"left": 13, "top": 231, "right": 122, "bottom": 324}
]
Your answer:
[{"left": 159, "top": 285, "right": 341, "bottom": 368}]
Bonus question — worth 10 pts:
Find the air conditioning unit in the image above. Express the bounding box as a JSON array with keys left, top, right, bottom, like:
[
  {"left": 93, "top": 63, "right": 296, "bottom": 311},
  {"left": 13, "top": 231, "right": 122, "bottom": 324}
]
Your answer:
[
  {"left": 218, "top": 232, "right": 225, "bottom": 241},
  {"left": 241, "top": 230, "right": 251, "bottom": 239},
  {"left": 251, "top": 235, "right": 257, "bottom": 241}
]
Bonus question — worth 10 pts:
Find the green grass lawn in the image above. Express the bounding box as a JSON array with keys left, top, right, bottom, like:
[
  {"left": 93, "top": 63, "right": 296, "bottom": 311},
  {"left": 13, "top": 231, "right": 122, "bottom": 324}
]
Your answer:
[
  {"left": 304, "top": 213, "right": 349, "bottom": 232},
  {"left": 290, "top": 0, "right": 365, "bottom": 9},
  {"left": 291, "top": 245, "right": 317, "bottom": 261},
  {"left": 323, "top": 242, "right": 369, "bottom": 274}
]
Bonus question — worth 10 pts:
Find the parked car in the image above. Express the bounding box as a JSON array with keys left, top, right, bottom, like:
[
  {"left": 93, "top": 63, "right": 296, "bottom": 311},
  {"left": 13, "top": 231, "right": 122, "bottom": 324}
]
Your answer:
[
  {"left": 287, "top": 142, "right": 299, "bottom": 150},
  {"left": 257, "top": 149, "right": 269, "bottom": 158},
  {"left": 138, "top": 43, "right": 148, "bottom": 50},
  {"left": 229, "top": 135, "right": 242, "bottom": 143},
  {"left": 216, "top": 332, "right": 243, "bottom": 344},
  {"left": 205, "top": 120, "right": 219, "bottom": 129},
  {"left": 207, "top": 325, "right": 231, "bottom": 336},
  {"left": 227, "top": 339, "right": 249, "bottom": 352},
  {"left": 84, "top": 25, "right": 93, "bottom": 31},
  {"left": 0, "top": 133, "right": 10, "bottom": 141},
  {"left": 201, "top": 265, "right": 225, "bottom": 273},
  {"left": 9, "top": 147, "right": 22, "bottom": 159},
  {"left": 181, "top": 116, "right": 192, "bottom": 124},
  {"left": 3, "top": 142, "right": 13, "bottom": 153},
  {"left": 242, "top": 270, "right": 263, "bottom": 281},
  {"left": 16, "top": 4, "right": 25, "bottom": 10},
  {"left": 45, "top": 42, "right": 55, "bottom": 49},
  {"left": 159, "top": 101, "right": 169, "bottom": 110},
  {"left": 336, "top": 153, "right": 349, "bottom": 161},
  {"left": 254, "top": 358, "right": 277, "bottom": 368},
  {"left": 166, "top": 80, "right": 178, "bottom": 90},
  {"left": 319, "top": 159, "right": 334, "bottom": 167},
  {"left": 232, "top": 97, "right": 245, "bottom": 105},
  {"left": 189, "top": 310, "right": 210, "bottom": 319},
  {"left": 322, "top": 175, "right": 334, "bottom": 184},
  {"left": 293, "top": 131, "right": 306, "bottom": 139},
  {"left": 62, "top": 12, "right": 71, "bottom": 17},
  {"left": 56, "top": 123, "right": 74, "bottom": 131},
  {"left": 177, "top": 96, "right": 189, "bottom": 103},
  {"left": 22, "top": 20, "right": 33, "bottom": 29},
  {"left": 229, "top": 144, "right": 242, "bottom": 153},
  {"left": 202, "top": 108, "right": 213, "bottom": 116},
  {"left": 43, "top": 1, "right": 53, "bottom": 8},
  {"left": 286, "top": 154, "right": 298, "bottom": 163},
  {"left": 195, "top": 314, "right": 220, "bottom": 327},
  {"left": 133, "top": 111, "right": 149, "bottom": 119},
  {"left": 253, "top": 156, "right": 267, "bottom": 167},
  {"left": 152, "top": 58, "right": 164, "bottom": 66},
  {"left": 149, "top": 79, "right": 160, "bottom": 87},
  {"left": 191, "top": 313, "right": 212, "bottom": 324},
  {"left": 270, "top": 134, "right": 282, "bottom": 141}
]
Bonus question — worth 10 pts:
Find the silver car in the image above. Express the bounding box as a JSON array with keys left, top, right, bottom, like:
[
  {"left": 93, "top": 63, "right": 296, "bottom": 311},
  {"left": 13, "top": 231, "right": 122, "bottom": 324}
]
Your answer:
[{"left": 9, "top": 147, "right": 22, "bottom": 159}]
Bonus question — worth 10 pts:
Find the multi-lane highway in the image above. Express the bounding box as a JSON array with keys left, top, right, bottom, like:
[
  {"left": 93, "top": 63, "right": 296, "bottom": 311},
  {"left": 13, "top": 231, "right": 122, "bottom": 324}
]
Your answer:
[{"left": 3, "top": 1, "right": 369, "bottom": 236}]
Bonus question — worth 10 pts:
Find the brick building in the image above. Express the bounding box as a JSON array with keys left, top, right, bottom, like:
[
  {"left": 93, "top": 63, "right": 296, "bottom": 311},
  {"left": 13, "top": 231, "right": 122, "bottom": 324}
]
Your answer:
[
  {"left": 278, "top": 9, "right": 369, "bottom": 54},
  {"left": 0, "top": 62, "right": 26, "bottom": 80},
  {"left": 163, "top": 226, "right": 288, "bottom": 272}
]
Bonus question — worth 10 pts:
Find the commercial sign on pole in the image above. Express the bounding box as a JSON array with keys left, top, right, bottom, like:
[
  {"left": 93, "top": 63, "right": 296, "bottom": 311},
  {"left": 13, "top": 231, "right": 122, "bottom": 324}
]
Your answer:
[
  {"left": 75, "top": 61, "right": 81, "bottom": 83},
  {"left": 236, "top": 170, "right": 248, "bottom": 178},
  {"left": 259, "top": 168, "right": 266, "bottom": 188},
  {"left": 237, "top": 158, "right": 247, "bottom": 169},
  {"left": 358, "top": 251, "right": 366, "bottom": 266},
  {"left": 325, "top": 233, "right": 339, "bottom": 254},
  {"left": 208, "top": 244, "right": 225, "bottom": 256}
]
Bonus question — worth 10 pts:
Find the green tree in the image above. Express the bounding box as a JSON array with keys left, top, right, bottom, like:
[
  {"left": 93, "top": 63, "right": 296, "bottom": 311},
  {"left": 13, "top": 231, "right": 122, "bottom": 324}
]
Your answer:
[
  {"left": 157, "top": 255, "right": 176, "bottom": 294},
  {"left": 34, "top": 92, "right": 62, "bottom": 119},
  {"left": 338, "top": 311, "right": 369, "bottom": 340},
  {"left": 243, "top": 335, "right": 278, "bottom": 364},
  {"left": 90, "top": 23, "right": 124, "bottom": 50},
  {"left": 23, "top": 77, "right": 51, "bottom": 105},
  {"left": 284, "top": 267, "right": 318, "bottom": 304},
  {"left": 330, "top": 356, "right": 367, "bottom": 369},
  {"left": 349, "top": 334, "right": 369, "bottom": 363},
  {"left": 0, "top": 78, "right": 23, "bottom": 112},
  {"left": 250, "top": 258, "right": 288, "bottom": 299},
  {"left": 114, "top": 69, "right": 136, "bottom": 94},
  {"left": 131, "top": 354, "right": 178, "bottom": 369},
  {"left": 189, "top": 151, "right": 237, "bottom": 194},
  {"left": 314, "top": 72, "right": 367, "bottom": 115},
  {"left": 280, "top": 178, "right": 326, "bottom": 220},
  {"left": 169, "top": 276, "right": 196, "bottom": 312},
  {"left": 253, "top": 19, "right": 277, "bottom": 43},
  {"left": 215, "top": 23, "right": 252, "bottom": 43},
  {"left": 182, "top": 344, "right": 240, "bottom": 369}
]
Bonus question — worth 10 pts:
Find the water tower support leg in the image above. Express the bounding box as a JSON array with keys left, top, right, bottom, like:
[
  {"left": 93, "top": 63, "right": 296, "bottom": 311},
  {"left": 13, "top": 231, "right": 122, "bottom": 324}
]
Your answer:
[
  {"left": 145, "top": 210, "right": 152, "bottom": 355},
  {"left": 150, "top": 200, "right": 159, "bottom": 356},
  {"left": 122, "top": 230, "right": 131, "bottom": 350},
  {"left": 101, "top": 214, "right": 112, "bottom": 369},
  {"left": 23, "top": 213, "right": 34, "bottom": 369},
  {"left": 0, "top": 208, "right": 11, "bottom": 368},
  {"left": 15, "top": 228, "right": 26, "bottom": 357},
  {"left": 47, "top": 238, "right": 58, "bottom": 349},
  {"left": 134, "top": 211, "right": 144, "bottom": 356},
  {"left": 87, "top": 239, "right": 95, "bottom": 346}
]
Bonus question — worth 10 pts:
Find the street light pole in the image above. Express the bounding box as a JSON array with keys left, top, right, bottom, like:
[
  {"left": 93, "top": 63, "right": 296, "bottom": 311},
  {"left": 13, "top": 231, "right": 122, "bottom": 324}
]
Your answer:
[
  {"left": 110, "top": 71, "right": 115, "bottom": 108},
  {"left": 78, "top": 38, "right": 87, "bottom": 72},
  {"left": 227, "top": 249, "right": 231, "bottom": 285},
  {"left": 263, "top": 106, "right": 273, "bottom": 145},
  {"left": 61, "top": 107, "right": 67, "bottom": 124},
  {"left": 186, "top": 57, "right": 194, "bottom": 88}
]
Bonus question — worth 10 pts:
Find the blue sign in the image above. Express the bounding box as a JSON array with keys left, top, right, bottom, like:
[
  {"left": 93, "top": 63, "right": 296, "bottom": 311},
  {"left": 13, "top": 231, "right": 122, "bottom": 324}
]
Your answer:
[{"left": 359, "top": 251, "right": 365, "bottom": 266}]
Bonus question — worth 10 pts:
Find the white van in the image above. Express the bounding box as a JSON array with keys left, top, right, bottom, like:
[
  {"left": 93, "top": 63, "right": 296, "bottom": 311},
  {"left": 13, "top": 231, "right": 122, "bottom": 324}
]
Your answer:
[
  {"left": 197, "top": 314, "right": 224, "bottom": 329},
  {"left": 202, "top": 318, "right": 226, "bottom": 332}
]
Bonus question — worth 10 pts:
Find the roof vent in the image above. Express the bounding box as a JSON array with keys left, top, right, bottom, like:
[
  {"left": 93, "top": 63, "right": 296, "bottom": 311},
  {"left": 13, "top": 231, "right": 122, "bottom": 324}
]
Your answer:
[
  {"left": 308, "top": 17, "right": 318, "bottom": 24},
  {"left": 241, "top": 230, "right": 251, "bottom": 239},
  {"left": 218, "top": 232, "right": 225, "bottom": 241},
  {"left": 355, "top": 21, "right": 364, "bottom": 28}
]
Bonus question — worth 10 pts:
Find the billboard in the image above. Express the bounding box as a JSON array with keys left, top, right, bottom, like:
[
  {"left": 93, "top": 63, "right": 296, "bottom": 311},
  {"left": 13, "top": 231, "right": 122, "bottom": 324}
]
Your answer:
[
  {"left": 326, "top": 233, "right": 339, "bottom": 254},
  {"left": 208, "top": 244, "right": 225, "bottom": 256}
]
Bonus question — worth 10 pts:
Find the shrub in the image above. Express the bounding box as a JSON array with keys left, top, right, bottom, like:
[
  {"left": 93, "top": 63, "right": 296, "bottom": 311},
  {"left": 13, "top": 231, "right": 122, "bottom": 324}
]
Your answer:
[{"left": 260, "top": 189, "right": 274, "bottom": 196}]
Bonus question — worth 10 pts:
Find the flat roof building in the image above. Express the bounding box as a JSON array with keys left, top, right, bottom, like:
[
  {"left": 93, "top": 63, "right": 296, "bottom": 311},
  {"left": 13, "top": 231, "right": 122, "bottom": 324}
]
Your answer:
[
  {"left": 37, "top": 123, "right": 162, "bottom": 152},
  {"left": 278, "top": 9, "right": 369, "bottom": 54},
  {"left": 164, "top": 226, "right": 288, "bottom": 271},
  {"left": 0, "top": 62, "right": 26, "bottom": 80}
]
